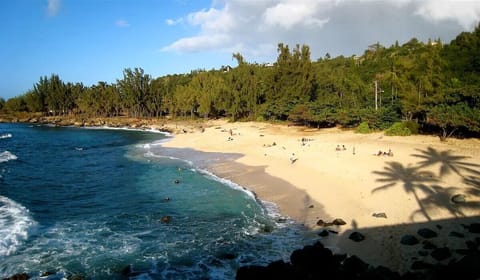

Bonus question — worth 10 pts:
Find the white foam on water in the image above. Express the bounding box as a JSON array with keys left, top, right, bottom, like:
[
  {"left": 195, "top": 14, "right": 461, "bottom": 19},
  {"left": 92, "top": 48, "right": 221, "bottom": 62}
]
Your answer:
[
  {"left": 0, "top": 133, "right": 12, "bottom": 139},
  {"left": 0, "top": 196, "right": 37, "bottom": 256},
  {"left": 0, "top": 151, "right": 17, "bottom": 163}
]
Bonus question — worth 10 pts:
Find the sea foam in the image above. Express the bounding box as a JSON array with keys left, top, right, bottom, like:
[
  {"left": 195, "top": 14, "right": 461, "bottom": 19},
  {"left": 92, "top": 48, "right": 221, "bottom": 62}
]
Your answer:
[
  {"left": 0, "top": 151, "right": 17, "bottom": 163},
  {"left": 0, "top": 196, "right": 36, "bottom": 256},
  {"left": 0, "top": 133, "right": 12, "bottom": 139}
]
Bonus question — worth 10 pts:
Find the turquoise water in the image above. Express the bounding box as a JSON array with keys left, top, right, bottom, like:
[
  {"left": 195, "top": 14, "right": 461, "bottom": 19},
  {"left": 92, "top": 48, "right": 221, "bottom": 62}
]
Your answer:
[{"left": 0, "top": 123, "right": 311, "bottom": 279}]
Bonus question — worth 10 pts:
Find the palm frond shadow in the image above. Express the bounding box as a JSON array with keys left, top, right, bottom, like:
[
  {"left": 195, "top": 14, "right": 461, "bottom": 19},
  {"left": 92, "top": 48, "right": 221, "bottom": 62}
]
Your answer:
[
  {"left": 411, "top": 147, "right": 480, "bottom": 178},
  {"left": 372, "top": 162, "right": 438, "bottom": 221},
  {"left": 410, "top": 185, "right": 480, "bottom": 220}
]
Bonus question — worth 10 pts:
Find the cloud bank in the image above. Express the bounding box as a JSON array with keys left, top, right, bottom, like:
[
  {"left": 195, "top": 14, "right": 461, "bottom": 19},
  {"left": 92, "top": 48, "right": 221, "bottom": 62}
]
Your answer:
[{"left": 162, "top": 0, "right": 480, "bottom": 61}]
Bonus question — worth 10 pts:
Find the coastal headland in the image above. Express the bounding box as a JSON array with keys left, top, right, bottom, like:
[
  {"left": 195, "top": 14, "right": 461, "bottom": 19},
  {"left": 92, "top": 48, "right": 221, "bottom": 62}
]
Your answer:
[{"left": 3, "top": 116, "right": 480, "bottom": 274}]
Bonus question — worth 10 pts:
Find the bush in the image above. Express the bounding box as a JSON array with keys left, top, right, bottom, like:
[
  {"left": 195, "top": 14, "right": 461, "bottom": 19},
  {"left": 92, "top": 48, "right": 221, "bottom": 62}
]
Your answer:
[
  {"left": 385, "top": 122, "right": 412, "bottom": 136},
  {"left": 404, "top": 121, "right": 419, "bottom": 134},
  {"left": 355, "top": 121, "right": 371, "bottom": 134}
]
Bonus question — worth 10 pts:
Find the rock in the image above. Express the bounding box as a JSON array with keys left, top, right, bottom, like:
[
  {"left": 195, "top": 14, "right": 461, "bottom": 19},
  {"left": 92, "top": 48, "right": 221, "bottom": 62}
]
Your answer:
[
  {"left": 308, "top": 204, "right": 314, "bottom": 208},
  {"left": 276, "top": 218, "right": 287, "bottom": 223},
  {"left": 372, "top": 212, "right": 388, "bottom": 218},
  {"left": 418, "top": 228, "right": 438, "bottom": 238},
  {"left": 451, "top": 194, "right": 467, "bottom": 204},
  {"left": 332, "top": 218, "right": 347, "bottom": 225},
  {"left": 161, "top": 215, "right": 172, "bottom": 223},
  {"left": 328, "top": 230, "right": 338, "bottom": 234},
  {"left": 411, "top": 260, "right": 433, "bottom": 270},
  {"left": 449, "top": 231, "right": 465, "bottom": 238},
  {"left": 4, "top": 273, "right": 29, "bottom": 280},
  {"left": 316, "top": 219, "right": 326, "bottom": 226},
  {"left": 318, "top": 230, "right": 329, "bottom": 237},
  {"left": 343, "top": 255, "right": 369, "bottom": 276},
  {"left": 422, "top": 240, "right": 437, "bottom": 250},
  {"left": 262, "top": 224, "right": 274, "bottom": 233},
  {"left": 431, "top": 247, "right": 451, "bottom": 261},
  {"left": 401, "top": 235, "right": 419, "bottom": 245},
  {"left": 468, "top": 223, "right": 480, "bottom": 233},
  {"left": 418, "top": 250, "right": 429, "bottom": 256},
  {"left": 173, "top": 179, "right": 180, "bottom": 184},
  {"left": 349, "top": 231, "right": 365, "bottom": 242}
]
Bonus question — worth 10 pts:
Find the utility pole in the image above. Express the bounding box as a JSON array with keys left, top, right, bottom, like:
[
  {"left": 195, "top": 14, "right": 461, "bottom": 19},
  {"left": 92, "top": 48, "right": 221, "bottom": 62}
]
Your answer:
[{"left": 374, "top": 80, "right": 378, "bottom": 111}]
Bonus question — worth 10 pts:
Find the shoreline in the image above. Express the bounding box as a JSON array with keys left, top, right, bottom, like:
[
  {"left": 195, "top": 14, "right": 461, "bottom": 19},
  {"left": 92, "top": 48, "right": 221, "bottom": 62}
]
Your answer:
[
  {"left": 3, "top": 117, "right": 480, "bottom": 272},
  {"left": 159, "top": 119, "right": 480, "bottom": 272}
]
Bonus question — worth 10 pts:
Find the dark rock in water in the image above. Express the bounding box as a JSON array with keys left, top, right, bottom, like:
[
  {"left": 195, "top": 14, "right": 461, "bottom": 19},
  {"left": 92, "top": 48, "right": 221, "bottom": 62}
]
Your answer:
[
  {"left": 276, "top": 218, "right": 287, "bottom": 223},
  {"left": 349, "top": 231, "right": 365, "bottom": 242},
  {"left": 451, "top": 194, "right": 467, "bottom": 204},
  {"left": 318, "top": 230, "right": 329, "bottom": 237},
  {"left": 422, "top": 240, "right": 437, "bottom": 250},
  {"left": 418, "top": 228, "right": 438, "bottom": 239},
  {"left": 449, "top": 231, "right": 465, "bottom": 238},
  {"left": 411, "top": 260, "right": 433, "bottom": 270},
  {"left": 173, "top": 179, "right": 180, "bottom": 184},
  {"left": 469, "top": 223, "right": 480, "bottom": 233},
  {"left": 161, "top": 215, "right": 172, "bottom": 223},
  {"left": 163, "top": 197, "right": 171, "bottom": 202},
  {"left": 401, "top": 235, "right": 419, "bottom": 245},
  {"left": 316, "top": 219, "right": 326, "bottom": 226},
  {"left": 4, "top": 273, "right": 29, "bottom": 280},
  {"left": 236, "top": 265, "right": 269, "bottom": 279},
  {"left": 431, "top": 247, "right": 451, "bottom": 261},
  {"left": 262, "top": 224, "right": 274, "bottom": 233},
  {"left": 332, "top": 218, "right": 347, "bottom": 225},
  {"left": 436, "top": 224, "right": 442, "bottom": 230},
  {"left": 68, "top": 275, "right": 85, "bottom": 280},
  {"left": 219, "top": 252, "right": 237, "bottom": 260},
  {"left": 328, "top": 230, "right": 338, "bottom": 234},
  {"left": 372, "top": 212, "right": 388, "bottom": 218}
]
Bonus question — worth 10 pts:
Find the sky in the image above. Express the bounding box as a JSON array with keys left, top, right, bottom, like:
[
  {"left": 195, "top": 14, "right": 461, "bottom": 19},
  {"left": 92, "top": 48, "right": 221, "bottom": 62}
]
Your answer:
[{"left": 1, "top": 0, "right": 480, "bottom": 100}]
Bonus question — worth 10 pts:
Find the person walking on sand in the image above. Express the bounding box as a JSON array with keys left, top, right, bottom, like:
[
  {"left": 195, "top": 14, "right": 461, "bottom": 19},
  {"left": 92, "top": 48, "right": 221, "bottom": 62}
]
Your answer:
[{"left": 290, "top": 153, "right": 297, "bottom": 164}]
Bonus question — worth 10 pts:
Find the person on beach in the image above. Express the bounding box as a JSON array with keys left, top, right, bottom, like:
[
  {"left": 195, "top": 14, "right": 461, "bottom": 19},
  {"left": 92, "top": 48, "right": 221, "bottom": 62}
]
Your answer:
[{"left": 290, "top": 153, "right": 297, "bottom": 164}]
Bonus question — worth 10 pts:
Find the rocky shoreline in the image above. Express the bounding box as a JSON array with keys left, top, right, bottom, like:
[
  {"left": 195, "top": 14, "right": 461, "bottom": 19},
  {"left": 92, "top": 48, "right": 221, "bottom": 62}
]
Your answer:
[
  {"left": 236, "top": 223, "right": 480, "bottom": 280},
  {"left": 0, "top": 115, "right": 209, "bottom": 135}
]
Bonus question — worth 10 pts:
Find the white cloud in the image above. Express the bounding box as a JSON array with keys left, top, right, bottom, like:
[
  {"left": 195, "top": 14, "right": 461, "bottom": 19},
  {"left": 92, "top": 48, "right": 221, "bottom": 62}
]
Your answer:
[
  {"left": 46, "top": 0, "right": 60, "bottom": 17},
  {"left": 162, "top": 0, "right": 480, "bottom": 60},
  {"left": 414, "top": 0, "right": 480, "bottom": 29},
  {"left": 115, "top": 19, "right": 130, "bottom": 28},
  {"left": 166, "top": 18, "right": 183, "bottom": 26}
]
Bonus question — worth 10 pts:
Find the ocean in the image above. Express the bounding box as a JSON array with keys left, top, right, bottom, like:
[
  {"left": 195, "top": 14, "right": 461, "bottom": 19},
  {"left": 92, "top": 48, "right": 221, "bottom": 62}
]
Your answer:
[{"left": 0, "top": 123, "right": 313, "bottom": 279}]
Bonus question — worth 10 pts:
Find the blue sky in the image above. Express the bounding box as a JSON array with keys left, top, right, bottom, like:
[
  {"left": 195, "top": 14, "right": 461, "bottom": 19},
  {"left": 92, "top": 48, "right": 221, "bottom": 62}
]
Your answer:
[{"left": 1, "top": 0, "right": 479, "bottom": 99}]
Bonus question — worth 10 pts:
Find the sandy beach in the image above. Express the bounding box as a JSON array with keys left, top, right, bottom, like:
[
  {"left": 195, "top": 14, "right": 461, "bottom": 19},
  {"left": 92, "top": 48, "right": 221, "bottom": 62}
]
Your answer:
[{"left": 159, "top": 119, "right": 480, "bottom": 272}]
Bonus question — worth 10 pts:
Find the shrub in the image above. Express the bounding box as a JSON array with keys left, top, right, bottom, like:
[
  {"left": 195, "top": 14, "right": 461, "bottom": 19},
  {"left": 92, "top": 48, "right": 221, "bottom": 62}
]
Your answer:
[
  {"left": 355, "top": 121, "right": 371, "bottom": 134},
  {"left": 385, "top": 122, "right": 412, "bottom": 136},
  {"left": 404, "top": 121, "right": 419, "bottom": 135}
]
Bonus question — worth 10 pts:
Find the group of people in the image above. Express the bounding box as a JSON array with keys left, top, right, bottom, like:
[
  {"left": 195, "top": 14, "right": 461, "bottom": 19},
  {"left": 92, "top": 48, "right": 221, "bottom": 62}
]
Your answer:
[
  {"left": 335, "top": 144, "right": 347, "bottom": 151},
  {"left": 376, "top": 149, "right": 394, "bottom": 157}
]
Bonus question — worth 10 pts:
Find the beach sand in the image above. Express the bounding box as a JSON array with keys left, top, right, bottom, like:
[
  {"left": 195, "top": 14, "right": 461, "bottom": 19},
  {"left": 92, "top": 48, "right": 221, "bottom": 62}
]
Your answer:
[{"left": 159, "top": 119, "right": 480, "bottom": 272}]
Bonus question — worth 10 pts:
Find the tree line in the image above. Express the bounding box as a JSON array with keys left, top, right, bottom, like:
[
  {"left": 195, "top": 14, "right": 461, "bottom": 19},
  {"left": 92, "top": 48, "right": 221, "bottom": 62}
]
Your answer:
[{"left": 2, "top": 24, "right": 480, "bottom": 139}]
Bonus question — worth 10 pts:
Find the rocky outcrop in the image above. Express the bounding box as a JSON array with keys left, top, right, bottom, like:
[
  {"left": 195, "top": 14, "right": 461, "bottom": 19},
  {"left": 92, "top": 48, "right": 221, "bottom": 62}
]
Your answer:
[{"left": 236, "top": 240, "right": 480, "bottom": 280}]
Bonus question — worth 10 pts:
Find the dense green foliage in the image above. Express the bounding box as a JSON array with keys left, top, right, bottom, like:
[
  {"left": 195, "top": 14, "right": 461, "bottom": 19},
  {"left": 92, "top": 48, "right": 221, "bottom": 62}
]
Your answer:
[
  {"left": 385, "top": 122, "right": 412, "bottom": 136},
  {"left": 3, "top": 25, "right": 480, "bottom": 138}
]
